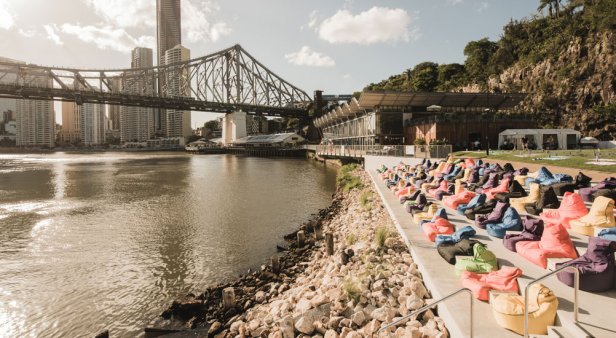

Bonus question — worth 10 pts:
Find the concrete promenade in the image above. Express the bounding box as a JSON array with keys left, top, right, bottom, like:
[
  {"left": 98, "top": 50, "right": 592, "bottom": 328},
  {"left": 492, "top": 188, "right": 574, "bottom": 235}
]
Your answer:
[{"left": 367, "top": 163, "right": 616, "bottom": 337}]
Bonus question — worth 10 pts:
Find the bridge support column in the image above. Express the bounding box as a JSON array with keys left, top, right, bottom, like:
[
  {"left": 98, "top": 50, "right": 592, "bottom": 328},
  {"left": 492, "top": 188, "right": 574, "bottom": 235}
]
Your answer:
[{"left": 222, "top": 111, "right": 247, "bottom": 146}]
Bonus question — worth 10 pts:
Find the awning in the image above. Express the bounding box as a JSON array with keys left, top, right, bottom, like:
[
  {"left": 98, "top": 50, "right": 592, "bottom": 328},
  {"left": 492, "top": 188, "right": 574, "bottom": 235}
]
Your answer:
[{"left": 358, "top": 91, "right": 527, "bottom": 110}]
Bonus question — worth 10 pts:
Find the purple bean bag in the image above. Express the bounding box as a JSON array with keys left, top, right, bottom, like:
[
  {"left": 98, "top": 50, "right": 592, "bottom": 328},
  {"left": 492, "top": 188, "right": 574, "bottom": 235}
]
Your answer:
[
  {"left": 399, "top": 189, "right": 421, "bottom": 204},
  {"left": 579, "top": 178, "right": 616, "bottom": 202},
  {"left": 405, "top": 193, "right": 428, "bottom": 214},
  {"left": 556, "top": 237, "right": 616, "bottom": 292},
  {"left": 435, "top": 184, "right": 455, "bottom": 201},
  {"left": 475, "top": 201, "right": 509, "bottom": 229},
  {"left": 503, "top": 217, "right": 544, "bottom": 252}
]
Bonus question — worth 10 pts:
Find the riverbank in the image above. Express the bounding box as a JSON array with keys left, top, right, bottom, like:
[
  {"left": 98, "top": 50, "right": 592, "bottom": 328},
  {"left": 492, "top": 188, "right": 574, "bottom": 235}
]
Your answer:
[{"left": 151, "top": 165, "right": 447, "bottom": 337}]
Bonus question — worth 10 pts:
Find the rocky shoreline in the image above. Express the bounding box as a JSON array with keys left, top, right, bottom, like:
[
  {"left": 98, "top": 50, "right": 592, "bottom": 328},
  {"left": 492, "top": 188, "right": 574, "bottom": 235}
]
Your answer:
[{"left": 151, "top": 166, "right": 448, "bottom": 337}]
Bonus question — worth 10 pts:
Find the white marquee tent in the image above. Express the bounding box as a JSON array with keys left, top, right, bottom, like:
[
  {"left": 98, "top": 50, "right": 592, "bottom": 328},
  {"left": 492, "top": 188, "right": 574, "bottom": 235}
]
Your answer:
[{"left": 498, "top": 129, "right": 581, "bottom": 150}]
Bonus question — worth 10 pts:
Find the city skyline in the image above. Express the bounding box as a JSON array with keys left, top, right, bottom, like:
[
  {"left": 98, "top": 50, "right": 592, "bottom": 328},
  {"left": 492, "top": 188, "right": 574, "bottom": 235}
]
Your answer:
[{"left": 1, "top": 0, "right": 544, "bottom": 127}]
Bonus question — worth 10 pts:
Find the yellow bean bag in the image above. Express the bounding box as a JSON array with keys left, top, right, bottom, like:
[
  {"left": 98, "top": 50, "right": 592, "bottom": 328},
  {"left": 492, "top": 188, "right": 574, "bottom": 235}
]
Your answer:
[
  {"left": 490, "top": 283, "right": 558, "bottom": 335},
  {"left": 514, "top": 170, "right": 539, "bottom": 186},
  {"left": 570, "top": 196, "right": 616, "bottom": 236},
  {"left": 455, "top": 168, "right": 471, "bottom": 186},
  {"left": 510, "top": 183, "right": 540, "bottom": 213},
  {"left": 413, "top": 204, "right": 439, "bottom": 224}
]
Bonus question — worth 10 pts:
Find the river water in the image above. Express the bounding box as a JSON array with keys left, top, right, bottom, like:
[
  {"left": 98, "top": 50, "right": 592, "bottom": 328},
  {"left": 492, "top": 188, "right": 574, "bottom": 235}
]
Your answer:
[{"left": 0, "top": 152, "right": 337, "bottom": 338}]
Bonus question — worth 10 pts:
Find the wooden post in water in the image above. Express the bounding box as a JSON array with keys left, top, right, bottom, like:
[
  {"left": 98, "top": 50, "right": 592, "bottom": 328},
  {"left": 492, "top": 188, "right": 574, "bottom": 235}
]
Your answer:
[
  {"left": 271, "top": 255, "right": 280, "bottom": 274},
  {"left": 94, "top": 330, "right": 109, "bottom": 338},
  {"left": 314, "top": 226, "right": 323, "bottom": 240},
  {"left": 222, "top": 287, "right": 236, "bottom": 310},
  {"left": 325, "top": 233, "right": 334, "bottom": 256},
  {"left": 297, "top": 231, "right": 305, "bottom": 247}
]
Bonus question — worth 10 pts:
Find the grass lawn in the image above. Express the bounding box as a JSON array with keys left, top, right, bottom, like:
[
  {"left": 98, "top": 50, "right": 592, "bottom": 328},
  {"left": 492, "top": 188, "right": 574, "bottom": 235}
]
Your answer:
[{"left": 452, "top": 149, "right": 616, "bottom": 173}]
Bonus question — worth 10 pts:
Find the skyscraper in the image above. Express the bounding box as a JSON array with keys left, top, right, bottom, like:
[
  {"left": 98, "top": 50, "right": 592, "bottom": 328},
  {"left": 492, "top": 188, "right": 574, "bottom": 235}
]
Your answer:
[
  {"left": 79, "top": 102, "right": 105, "bottom": 146},
  {"left": 120, "top": 47, "right": 155, "bottom": 142},
  {"left": 59, "top": 101, "right": 80, "bottom": 145},
  {"left": 157, "top": 0, "right": 181, "bottom": 134},
  {"left": 164, "top": 45, "right": 191, "bottom": 139}
]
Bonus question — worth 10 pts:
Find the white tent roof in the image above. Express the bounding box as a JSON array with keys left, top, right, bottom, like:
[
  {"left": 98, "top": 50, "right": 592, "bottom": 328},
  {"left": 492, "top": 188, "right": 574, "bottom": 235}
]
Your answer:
[
  {"left": 499, "top": 128, "right": 580, "bottom": 136},
  {"left": 232, "top": 133, "right": 305, "bottom": 145}
]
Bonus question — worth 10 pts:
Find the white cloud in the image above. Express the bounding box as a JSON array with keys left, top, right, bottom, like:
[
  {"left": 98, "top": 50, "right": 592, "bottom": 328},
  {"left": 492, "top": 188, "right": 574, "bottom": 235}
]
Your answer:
[
  {"left": 18, "top": 28, "right": 37, "bottom": 38},
  {"left": 44, "top": 24, "right": 64, "bottom": 45},
  {"left": 318, "top": 7, "right": 417, "bottom": 45},
  {"left": 447, "top": 0, "right": 464, "bottom": 5},
  {"left": 60, "top": 23, "right": 154, "bottom": 53},
  {"left": 83, "top": 0, "right": 156, "bottom": 28},
  {"left": 477, "top": 2, "right": 489, "bottom": 12},
  {"left": 183, "top": 0, "right": 231, "bottom": 43},
  {"left": 343, "top": 74, "right": 351, "bottom": 80},
  {"left": 0, "top": 0, "right": 15, "bottom": 30},
  {"left": 308, "top": 10, "right": 318, "bottom": 29},
  {"left": 285, "top": 46, "right": 335, "bottom": 67}
]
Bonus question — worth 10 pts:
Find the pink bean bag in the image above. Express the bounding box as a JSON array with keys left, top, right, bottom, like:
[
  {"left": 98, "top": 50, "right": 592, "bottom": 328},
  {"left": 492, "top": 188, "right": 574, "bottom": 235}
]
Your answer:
[
  {"left": 540, "top": 192, "right": 588, "bottom": 228},
  {"left": 461, "top": 266, "right": 522, "bottom": 301},
  {"left": 484, "top": 178, "right": 511, "bottom": 200},
  {"left": 422, "top": 217, "right": 455, "bottom": 242},
  {"left": 428, "top": 180, "right": 449, "bottom": 198},
  {"left": 516, "top": 223, "right": 578, "bottom": 268},
  {"left": 444, "top": 190, "right": 477, "bottom": 210}
]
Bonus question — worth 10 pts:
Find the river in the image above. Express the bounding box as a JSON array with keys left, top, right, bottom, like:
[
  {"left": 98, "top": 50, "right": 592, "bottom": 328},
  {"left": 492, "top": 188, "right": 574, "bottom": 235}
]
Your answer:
[{"left": 0, "top": 152, "right": 337, "bottom": 338}]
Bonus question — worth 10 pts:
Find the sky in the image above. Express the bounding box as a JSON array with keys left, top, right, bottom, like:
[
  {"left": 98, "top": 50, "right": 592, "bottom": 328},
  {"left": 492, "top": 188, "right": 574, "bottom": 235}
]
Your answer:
[{"left": 0, "top": 0, "right": 542, "bottom": 127}]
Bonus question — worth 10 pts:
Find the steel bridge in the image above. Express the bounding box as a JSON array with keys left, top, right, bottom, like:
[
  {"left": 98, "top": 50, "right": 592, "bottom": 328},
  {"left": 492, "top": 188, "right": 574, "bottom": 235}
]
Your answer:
[{"left": 0, "top": 44, "right": 312, "bottom": 117}]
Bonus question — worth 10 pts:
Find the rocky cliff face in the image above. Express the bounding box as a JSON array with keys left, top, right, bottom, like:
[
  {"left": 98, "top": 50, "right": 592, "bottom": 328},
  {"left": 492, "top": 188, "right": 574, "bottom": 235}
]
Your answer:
[{"left": 481, "top": 31, "right": 616, "bottom": 139}]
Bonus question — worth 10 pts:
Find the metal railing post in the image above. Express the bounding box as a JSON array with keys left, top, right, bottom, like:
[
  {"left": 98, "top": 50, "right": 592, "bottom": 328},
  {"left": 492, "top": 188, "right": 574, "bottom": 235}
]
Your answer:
[
  {"left": 376, "top": 288, "right": 474, "bottom": 337},
  {"left": 523, "top": 265, "right": 579, "bottom": 338}
]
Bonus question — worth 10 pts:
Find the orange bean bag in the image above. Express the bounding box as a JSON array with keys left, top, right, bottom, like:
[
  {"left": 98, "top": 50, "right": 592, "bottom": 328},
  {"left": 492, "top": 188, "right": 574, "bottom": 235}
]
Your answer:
[
  {"left": 443, "top": 190, "right": 477, "bottom": 210},
  {"left": 461, "top": 266, "right": 522, "bottom": 301},
  {"left": 569, "top": 196, "right": 616, "bottom": 236},
  {"left": 484, "top": 178, "right": 511, "bottom": 200},
  {"left": 421, "top": 217, "right": 455, "bottom": 242}
]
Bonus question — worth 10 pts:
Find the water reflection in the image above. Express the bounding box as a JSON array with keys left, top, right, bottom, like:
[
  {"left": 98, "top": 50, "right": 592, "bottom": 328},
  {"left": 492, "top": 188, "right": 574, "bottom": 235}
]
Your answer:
[{"left": 0, "top": 153, "right": 336, "bottom": 337}]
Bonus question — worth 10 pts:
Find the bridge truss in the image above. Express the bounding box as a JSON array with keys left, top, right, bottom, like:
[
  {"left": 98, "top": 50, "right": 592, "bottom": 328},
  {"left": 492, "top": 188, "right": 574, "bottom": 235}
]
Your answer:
[{"left": 0, "top": 44, "right": 312, "bottom": 117}]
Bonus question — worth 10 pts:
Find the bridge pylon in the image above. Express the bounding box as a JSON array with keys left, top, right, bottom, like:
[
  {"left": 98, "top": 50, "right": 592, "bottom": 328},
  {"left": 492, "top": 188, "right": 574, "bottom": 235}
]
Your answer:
[{"left": 222, "top": 111, "right": 247, "bottom": 146}]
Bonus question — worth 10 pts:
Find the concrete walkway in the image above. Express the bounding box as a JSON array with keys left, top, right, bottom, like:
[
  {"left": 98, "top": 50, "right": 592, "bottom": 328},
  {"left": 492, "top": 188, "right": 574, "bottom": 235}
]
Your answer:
[{"left": 368, "top": 166, "right": 616, "bottom": 337}]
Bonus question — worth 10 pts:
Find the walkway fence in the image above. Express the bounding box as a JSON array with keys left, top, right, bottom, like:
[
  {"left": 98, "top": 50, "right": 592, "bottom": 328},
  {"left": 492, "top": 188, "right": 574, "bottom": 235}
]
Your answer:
[{"left": 313, "top": 144, "right": 452, "bottom": 159}]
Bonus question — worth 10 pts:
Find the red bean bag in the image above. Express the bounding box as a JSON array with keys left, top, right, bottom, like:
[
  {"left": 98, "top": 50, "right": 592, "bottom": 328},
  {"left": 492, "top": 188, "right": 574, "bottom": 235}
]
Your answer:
[
  {"left": 516, "top": 223, "right": 578, "bottom": 268},
  {"left": 540, "top": 192, "right": 588, "bottom": 228},
  {"left": 443, "top": 190, "right": 477, "bottom": 210},
  {"left": 421, "top": 217, "right": 455, "bottom": 242},
  {"left": 461, "top": 266, "right": 523, "bottom": 301},
  {"left": 484, "top": 178, "right": 511, "bottom": 200}
]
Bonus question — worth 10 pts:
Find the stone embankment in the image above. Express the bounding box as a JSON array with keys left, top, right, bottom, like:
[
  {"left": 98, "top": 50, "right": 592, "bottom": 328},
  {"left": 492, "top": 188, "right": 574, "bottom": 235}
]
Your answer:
[{"left": 157, "top": 167, "right": 447, "bottom": 337}]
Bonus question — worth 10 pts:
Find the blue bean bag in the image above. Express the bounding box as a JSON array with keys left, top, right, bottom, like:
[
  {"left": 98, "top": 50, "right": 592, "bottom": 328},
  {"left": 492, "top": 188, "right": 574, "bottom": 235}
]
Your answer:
[
  {"left": 420, "top": 207, "right": 448, "bottom": 226},
  {"left": 599, "top": 227, "right": 616, "bottom": 242},
  {"left": 457, "top": 193, "right": 487, "bottom": 215},
  {"left": 435, "top": 226, "right": 477, "bottom": 246},
  {"left": 486, "top": 207, "right": 523, "bottom": 239}
]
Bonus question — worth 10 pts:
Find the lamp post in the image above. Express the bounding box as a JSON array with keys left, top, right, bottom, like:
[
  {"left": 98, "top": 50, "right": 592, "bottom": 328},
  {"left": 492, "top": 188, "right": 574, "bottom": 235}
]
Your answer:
[{"left": 486, "top": 136, "right": 490, "bottom": 156}]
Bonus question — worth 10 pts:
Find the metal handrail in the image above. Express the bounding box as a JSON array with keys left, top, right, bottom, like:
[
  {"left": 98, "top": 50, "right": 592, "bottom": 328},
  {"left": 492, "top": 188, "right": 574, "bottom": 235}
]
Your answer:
[
  {"left": 524, "top": 265, "right": 579, "bottom": 338},
  {"left": 376, "top": 288, "right": 474, "bottom": 337}
]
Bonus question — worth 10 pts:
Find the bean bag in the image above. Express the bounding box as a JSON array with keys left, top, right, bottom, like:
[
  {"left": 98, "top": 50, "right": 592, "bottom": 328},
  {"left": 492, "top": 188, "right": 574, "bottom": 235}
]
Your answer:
[
  {"left": 516, "top": 223, "right": 578, "bottom": 268},
  {"left": 592, "top": 188, "right": 616, "bottom": 202},
  {"left": 579, "top": 177, "right": 616, "bottom": 202},
  {"left": 444, "top": 190, "right": 477, "bottom": 210},
  {"left": 399, "top": 189, "right": 421, "bottom": 204},
  {"left": 455, "top": 243, "right": 498, "bottom": 276},
  {"left": 464, "top": 199, "right": 497, "bottom": 221},
  {"left": 490, "top": 283, "right": 558, "bottom": 335},
  {"left": 413, "top": 204, "right": 439, "bottom": 223},
  {"left": 429, "top": 162, "right": 447, "bottom": 176},
  {"left": 510, "top": 183, "right": 540, "bottom": 213},
  {"left": 428, "top": 179, "right": 449, "bottom": 197},
  {"left": 454, "top": 168, "right": 471, "bottom": 185},
  {"left": 457, "top": 193, "right": 487, "bottom": 215},
  {"left": 475, "top": 201, "right": 509, "bottom": 229},
  {"left": 550, "top": 172, "right": 592, "bottom": 196},
  {"left": 422, "top": 217, "right": 455, "bottom": 242},
  {"left": 514, "top": 168, "right": 539, "bottom": 186},
  {"left": 556, "top": 236, "right": 616, "bottom": 292},
  {"left": 524, "top": 167, "right": 554, "bottom": 187},
  {"left": 540, "top": 192, "right": 588, "bottom": 228},
  {"left": 524, "top": 186, "right": 560, "bottom": 216},
  {"left": 444, "top": 165, "right": 463, "bottom": 181},
  {"left": 434, "top": 183, "right": 455, "bottom": 201},
  {"left": 513, "top": 167, "right": 529, "bottom": 176},
  {"left": 376, "top": 164, "right": 388, "bottom": 174},
  {"left": 599, "top": 227, "right": 616, "bottom": 241},
  {"left": 486, "top": 207, "right": 523, "bottom": 239},
  {"left": 419, "top": 207, "right": 449, "bottom": 226},
  {"left": 405, "top": 193, "right": 428, "bottom": 214},
  {"left": 476, "top": 173, "right": 499, "bottom": 193},
  {"left": 453, "top": 181, "right": 466, "bottom": 195},
  {"left": 392, "top": 180, "right": 410, "bottom": 194},
  {"left": 437, "top": 239, "right": 484, "bottom": 265},
  {"left": 503, "top": 217, "right": 544, "bottom": 252},
  {"left": 484, "top": 178, "right": 511, "bottom": 200},
  {"left": 465, "top": 158, "right": 476, "bottom": 168},
  {"left": 421, "top": 177, "right": 441, "bottom": 193},
  {"left": 466, "top": 169, "right": 480, "bottom": 185},
  {"left": 435, "top": 226, "right": 476, "bottom": 246},
  {"left": 462, "top": 266, "right": 522, "bottom": 301},
  {"left": 503, "top": 163, "right": 515, "bottom": 173},
  {"left": 468, "top": 170, "right": 492, "bottom": 192},
  {"left": 569, "top": 196, "right": 616, "bottom": 236},
  {"left": 494, "top": 180, "right": 528, "bottom": 203}
]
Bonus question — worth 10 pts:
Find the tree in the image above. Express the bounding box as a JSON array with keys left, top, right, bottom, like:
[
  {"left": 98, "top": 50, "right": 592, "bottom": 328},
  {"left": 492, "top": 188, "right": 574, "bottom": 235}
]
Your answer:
[
  {"left": 410, "top": 62, "right": 439, "bottom": 91},
  {"left": 204, "top": 120, "right": 219, "bottom": 131},
  {"left": 463, "top": 38, "right": 498, "bottom": 85},
  {"left": 437, "top": 63, "right": 466, "bottom": 91}
]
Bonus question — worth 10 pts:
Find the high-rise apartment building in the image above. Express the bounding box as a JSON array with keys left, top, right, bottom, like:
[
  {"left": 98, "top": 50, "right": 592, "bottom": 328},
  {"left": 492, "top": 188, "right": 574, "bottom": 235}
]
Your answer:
[
  {"left": 59, "top": 101, "right": 80, "bottom": 145},
  {"left": 120, "top": 47, "right": 155, "bottom": 142},
  {"left": 164, "top": 45, "right": 191, "bottom": 139},
  {"left": 157, "top": 0, "right": 182, "bottom": 134},
  {"left": 79, "top": 102, "right": 105, "bottom": 146}
]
